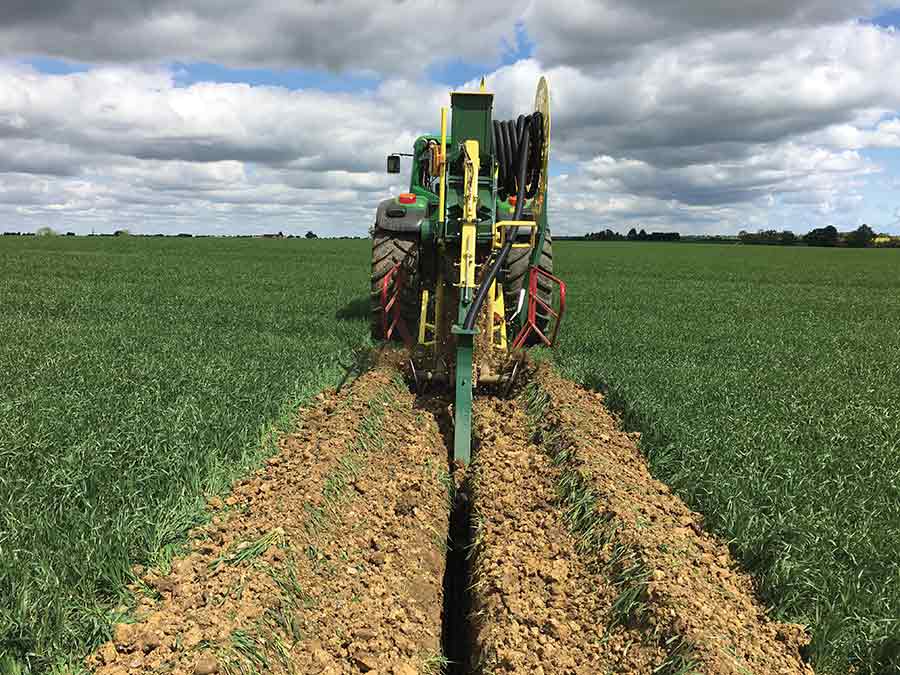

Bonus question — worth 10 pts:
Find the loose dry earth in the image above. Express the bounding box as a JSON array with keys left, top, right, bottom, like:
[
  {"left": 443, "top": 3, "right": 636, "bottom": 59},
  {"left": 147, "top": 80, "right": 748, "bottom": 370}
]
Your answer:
[
  {"left": 88, "top": 356, "right": 449, "bottom": 675},
  {"left": 87, "top": 353, "right": 815, "bottom": 674}
]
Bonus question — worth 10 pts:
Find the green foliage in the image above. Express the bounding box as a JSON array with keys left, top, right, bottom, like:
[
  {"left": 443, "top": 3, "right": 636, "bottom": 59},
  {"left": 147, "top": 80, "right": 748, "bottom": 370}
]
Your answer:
[
  {"left": 0, "top": 236, "right": 370, "bottom": 672},
  {"left": 737, "top": 229, "right": 798, "bottom": 245},
  {"left": 803, "top": 224, "right": 839, "bottom": 247},
  {"left": 551, "top": 242, "right": 900, "bottom": 674},
  {"left": 845, "top": 224, "right": 876, "bottom": 248},
  {"left": 34, "top": 226, "right": 57, "bottom": 237},
  {"left": 3, "top": 235, "right": 898, "bottom": 675}
]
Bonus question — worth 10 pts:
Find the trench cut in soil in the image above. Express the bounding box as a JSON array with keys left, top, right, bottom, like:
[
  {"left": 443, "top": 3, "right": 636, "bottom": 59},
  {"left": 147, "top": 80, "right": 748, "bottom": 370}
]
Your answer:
[
  {"left": 85, "top": 352, "right": 815, "bottom": 675},
  {"left": 440, "top": 481, "right": 474, "bottom": 675}
]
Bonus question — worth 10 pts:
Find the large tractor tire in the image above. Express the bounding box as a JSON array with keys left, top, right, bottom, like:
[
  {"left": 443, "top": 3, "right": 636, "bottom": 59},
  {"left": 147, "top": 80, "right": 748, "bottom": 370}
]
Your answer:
[
  {"left": 370, "top": 229, "right": 419, "bottom": 342},
  {"left": 502, "top": 228, "right": 553, "bottom": 344}
]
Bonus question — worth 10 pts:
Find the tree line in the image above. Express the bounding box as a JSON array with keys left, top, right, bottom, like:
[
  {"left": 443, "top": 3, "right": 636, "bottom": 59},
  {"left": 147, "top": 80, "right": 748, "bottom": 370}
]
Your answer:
[
  {"left": 582, "top": 224, "right": 898, "bottom": 247},
  {"left": 738, "top": 224, "right": 898, "bottom": 247},
  {"left": 585, "top": 228, "right": 681, "bottom": 242}
]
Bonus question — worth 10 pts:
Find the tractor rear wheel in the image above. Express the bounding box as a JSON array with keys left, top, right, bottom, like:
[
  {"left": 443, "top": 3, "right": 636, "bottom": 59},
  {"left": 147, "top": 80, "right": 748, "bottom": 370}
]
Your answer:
[
  {"left": 502, "top": 228, "right": 553, "bottom": 344},
  {"left": 370, "top": 229, "right": 419, "bottom": 342}
]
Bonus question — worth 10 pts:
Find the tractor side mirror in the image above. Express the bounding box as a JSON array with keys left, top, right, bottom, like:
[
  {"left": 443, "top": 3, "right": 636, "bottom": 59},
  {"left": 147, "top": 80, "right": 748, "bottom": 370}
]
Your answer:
[{"left": 387, "top": 154, "right": 401, "bottom": 174}]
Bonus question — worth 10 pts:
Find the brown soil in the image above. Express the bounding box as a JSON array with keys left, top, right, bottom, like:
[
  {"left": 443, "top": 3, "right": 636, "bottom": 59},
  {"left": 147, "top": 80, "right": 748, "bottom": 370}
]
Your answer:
[
  {"left": 469, "top": 397, "right": 665, "bottom": 673},
  {"left": 526, "top": 363, "right": 814, "bottom": 674},
  {"left": 87, "top": 356, "right": 450, "bottom": 675},
  {"left": 85, "top": 351, "right": 817, "bottom": 675}
]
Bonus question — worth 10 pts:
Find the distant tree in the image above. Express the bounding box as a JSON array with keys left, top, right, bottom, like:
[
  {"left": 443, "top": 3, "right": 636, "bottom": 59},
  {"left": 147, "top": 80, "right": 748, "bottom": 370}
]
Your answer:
[
  {"left": 845, "top": 224, "right": 875, "bottom": 248},
  {"left": 36, "top": 226, "right": 57, "bottom": 237},
  {"left": 638, "top": 228, "right": 648, "bottom": 241},
  {"left": 305, "top": 230, "right": 318, "bottom": 239},
  {"left": 648, "top": 231, "right": 681, "bottom": 242},
  {"left": 586, "top": 229, "right": 627, "bottom": 241},
  {"left": 739, "top": 229, "right": 797, "bottom": 245},
  {"left": 779, "top": 231, "right": 798, "bottom": 246},
  {"left": 113, "top": 229, "right": 130, "bottom": 237},
  {"left": 626, "top": 227, "right": 638, "bottom": 241},
  {"left": 803, "top": 225, "right": 838, "bottom": 247}
]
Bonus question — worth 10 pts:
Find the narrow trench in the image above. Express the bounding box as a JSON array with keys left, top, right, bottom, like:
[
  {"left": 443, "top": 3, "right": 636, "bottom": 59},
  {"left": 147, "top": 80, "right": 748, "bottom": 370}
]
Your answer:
[
  {"left": 414, "top": 390, "right": 476, "bottom": 674},
  {"left": 441, "top": 481, "right": 473, "bottom": 674}
]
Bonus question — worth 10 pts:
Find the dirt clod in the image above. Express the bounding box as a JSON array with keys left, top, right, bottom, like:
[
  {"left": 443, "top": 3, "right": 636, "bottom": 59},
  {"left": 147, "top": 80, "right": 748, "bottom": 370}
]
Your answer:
[
  {"left": 98, "top": 642, "right": 117, "bottom": 665},
  {"left": 192, "top": 654, "right": 218, "bottom": 674},
  {"left": 85, "top": 352, "right": 818, "bottom": 674},
  {"left": 86, "top": 352, "right": 449, "bottom": 675}
]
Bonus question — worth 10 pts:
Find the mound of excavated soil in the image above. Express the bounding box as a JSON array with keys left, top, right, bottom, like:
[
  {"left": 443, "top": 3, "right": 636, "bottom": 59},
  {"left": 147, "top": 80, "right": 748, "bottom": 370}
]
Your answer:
[
  {"left": 87, "top": 352, "right": 816, "bottom": 675},
  {"left": 523, "top": 364, "right": 814, "bottom": 674},
  {"left": 88, "top": 360, "right": 450, "bottom": 675},
  {"left": 469, "top": 398, "right": 665, "bottom": 672}
]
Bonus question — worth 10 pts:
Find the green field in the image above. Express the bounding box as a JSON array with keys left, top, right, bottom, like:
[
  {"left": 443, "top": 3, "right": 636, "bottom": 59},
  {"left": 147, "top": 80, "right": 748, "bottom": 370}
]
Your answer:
[
  {"left": 0, "top": 236, "right": 371, "bottom": 671},
  {"left": 553, "top": 243, "right": 900, "bottom": 674},
  {"left": 1, "top": 237, "right": 898, "bottom": 673}
]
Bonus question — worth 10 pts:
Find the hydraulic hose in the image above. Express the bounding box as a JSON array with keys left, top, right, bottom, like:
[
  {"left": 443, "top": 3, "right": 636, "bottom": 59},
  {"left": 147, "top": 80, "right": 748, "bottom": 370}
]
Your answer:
[{"left": 462, "top": 112, "right": 544, "bottom": 331}]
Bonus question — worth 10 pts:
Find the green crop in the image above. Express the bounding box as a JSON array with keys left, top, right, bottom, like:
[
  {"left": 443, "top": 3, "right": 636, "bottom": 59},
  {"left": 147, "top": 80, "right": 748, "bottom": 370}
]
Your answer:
[
  {"left": 551, "top": 242, "right": 900, "bottom": 674},
  {"left": 2, "top": 236, "right": 898, "bottom": 675},
  {"left": 0, "top": 236, "right": 370, "bottom": 672}
]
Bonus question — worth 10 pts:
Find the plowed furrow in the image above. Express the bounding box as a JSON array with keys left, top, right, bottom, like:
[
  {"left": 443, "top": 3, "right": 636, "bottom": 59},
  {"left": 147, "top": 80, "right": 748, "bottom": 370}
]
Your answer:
[
  {"left": 86, "top": 351, "right": 819, "bottom": 675},
  {"left": 288, "top": 387, "right": 450, "bottom": 674}
]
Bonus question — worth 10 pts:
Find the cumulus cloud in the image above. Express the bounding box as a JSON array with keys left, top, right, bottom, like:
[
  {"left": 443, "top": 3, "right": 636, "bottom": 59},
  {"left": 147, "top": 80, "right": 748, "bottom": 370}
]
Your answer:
[
  {"left": 0, "top": 0, "right": 518, "bottom": 73},
  {"left": 476, "top": 20, "right": 900, "bottom": 233},
  {"left": 526, "top": 0, "right": 898, "bottom": 66},
  {"left": 485, "top": 23, "right": 900, "bottom": 162},
  {"left": 2, "top": 1, "right": 900, "bottom": 234},
  {"left": 0, "top": 63, "right": 435, "bottom": 234}
]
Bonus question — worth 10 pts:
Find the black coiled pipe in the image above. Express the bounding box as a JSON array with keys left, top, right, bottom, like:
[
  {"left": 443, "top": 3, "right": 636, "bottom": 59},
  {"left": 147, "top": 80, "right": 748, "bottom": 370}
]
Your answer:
[
  {"left": 462, "top": 112, "right": 544, "bottom": 331},
  {"left": 494, "top": 113, "right": 544, "bottom": 202}
]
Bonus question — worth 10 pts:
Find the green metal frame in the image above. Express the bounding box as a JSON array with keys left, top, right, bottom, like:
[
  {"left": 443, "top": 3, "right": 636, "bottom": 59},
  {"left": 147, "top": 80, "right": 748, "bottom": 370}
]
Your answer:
[{"left": 402, "top": 92, "right": 550, "bottom": 465}]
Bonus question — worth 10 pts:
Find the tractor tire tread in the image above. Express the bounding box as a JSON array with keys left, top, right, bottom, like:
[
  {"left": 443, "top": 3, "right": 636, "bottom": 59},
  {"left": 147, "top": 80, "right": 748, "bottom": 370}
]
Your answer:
[
  {"left": 502, "top": 229, "right": 554, "bottom": 345},
  {"left": 371, "top": 229, "right": 419, "bottom": 342}
]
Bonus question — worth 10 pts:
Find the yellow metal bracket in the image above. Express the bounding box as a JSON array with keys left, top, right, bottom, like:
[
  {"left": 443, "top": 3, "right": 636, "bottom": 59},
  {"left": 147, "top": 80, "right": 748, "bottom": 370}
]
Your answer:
[
  {"left": 418, "top": 289, "right": 435, "bottom": 346},
  {"left": 437, "top": 108, "right": 448, "bottom": 226},
  {"left": 487, "top": 280, "right": 507, "bottom": 350},
  {"left": 459, "top": 140, "right": 480, "bottom": 290},
  {"left": 493, "top": 220, "right": 537, "bottom": 250}
]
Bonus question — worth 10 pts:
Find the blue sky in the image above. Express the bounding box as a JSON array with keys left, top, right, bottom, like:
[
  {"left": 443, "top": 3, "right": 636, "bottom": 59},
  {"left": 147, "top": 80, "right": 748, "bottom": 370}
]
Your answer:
[
  {"left": 2, "top": 2, "right": 900, "bottom": 236},
  {"left": 872, "top": 8, "right": 900, "bottom": 26}
]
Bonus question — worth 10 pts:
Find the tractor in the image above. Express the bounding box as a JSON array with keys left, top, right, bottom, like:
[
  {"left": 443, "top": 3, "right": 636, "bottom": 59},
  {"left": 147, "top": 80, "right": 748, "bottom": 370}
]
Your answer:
[{"left": 370, "top": 77, "right": 565, "bottom": 465}]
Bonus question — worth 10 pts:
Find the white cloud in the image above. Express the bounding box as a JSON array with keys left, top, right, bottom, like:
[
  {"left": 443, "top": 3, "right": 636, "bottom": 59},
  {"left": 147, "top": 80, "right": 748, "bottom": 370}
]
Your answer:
[
  {"left": 0, "top": 63, "right": 433, "bottom": 234},
  {"left": 2, "top": 3, "right": 900, "bottom": 234},
  {"left": 526, "top": 0, "right": 898, "bottom": 66},
  {"left": 0, "top": 1, "right": 518, "bottom": 74}
]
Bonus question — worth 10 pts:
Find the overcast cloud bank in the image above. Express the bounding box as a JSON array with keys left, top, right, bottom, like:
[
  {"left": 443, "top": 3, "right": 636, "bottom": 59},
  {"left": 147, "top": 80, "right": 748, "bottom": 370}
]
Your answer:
[{"left": 1, "top": 0, "right": 899, "bottom": 235}]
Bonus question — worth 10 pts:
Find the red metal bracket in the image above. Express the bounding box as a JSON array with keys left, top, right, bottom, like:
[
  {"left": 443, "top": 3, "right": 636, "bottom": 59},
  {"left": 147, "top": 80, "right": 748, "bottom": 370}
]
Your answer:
[
  {"left": 381, "top": 262, "right": 414, "bottom": 347},
  {"left": 511, "top": 266, "right": 567, "bottom": 349}
]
